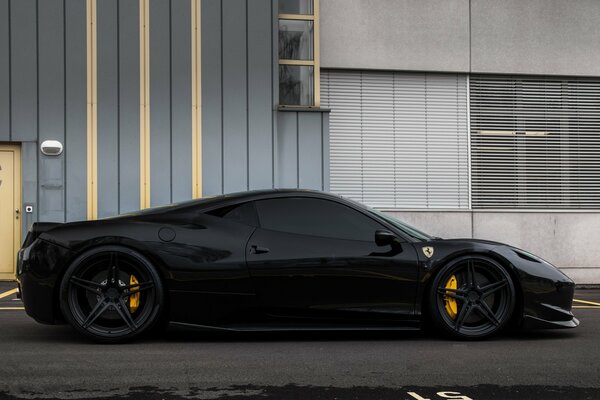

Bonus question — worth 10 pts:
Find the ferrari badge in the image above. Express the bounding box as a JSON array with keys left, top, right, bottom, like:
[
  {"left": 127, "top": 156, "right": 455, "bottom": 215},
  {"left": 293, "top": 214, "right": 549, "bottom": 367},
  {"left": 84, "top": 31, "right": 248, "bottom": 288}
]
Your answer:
[{"left": 422, "top": 246, "right": 434, "bottom": 258}]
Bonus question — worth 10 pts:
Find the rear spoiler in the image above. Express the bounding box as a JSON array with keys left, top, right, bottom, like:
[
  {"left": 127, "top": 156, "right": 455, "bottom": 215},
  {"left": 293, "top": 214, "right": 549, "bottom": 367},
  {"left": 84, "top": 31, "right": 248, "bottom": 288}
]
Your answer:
[{"left": 22, "top": 222, "right": 63, "bottom": 248}]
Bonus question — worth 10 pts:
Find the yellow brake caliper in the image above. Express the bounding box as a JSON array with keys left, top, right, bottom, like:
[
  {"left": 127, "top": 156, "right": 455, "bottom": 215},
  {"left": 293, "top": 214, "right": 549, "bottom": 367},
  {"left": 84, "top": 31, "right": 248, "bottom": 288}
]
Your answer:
[
  {"left": 444, "top": 275, "right": 458, "bottom": 319},
  {"left": 129, "top": 275, "right": 140, "bottom": 313}
]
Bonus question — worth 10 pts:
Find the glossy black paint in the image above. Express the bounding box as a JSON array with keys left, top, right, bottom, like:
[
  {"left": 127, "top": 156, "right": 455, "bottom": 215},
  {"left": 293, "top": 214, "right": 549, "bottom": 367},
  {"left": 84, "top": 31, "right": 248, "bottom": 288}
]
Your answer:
[{"left": 17, "top": 189, "right": 578, "bottom": 332}]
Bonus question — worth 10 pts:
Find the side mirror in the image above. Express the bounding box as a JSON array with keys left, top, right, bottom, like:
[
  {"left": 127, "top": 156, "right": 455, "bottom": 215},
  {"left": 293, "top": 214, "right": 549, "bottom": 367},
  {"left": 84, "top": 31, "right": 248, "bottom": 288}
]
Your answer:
[{"left": 375, "top": 230, "right": 397, "bottom": 247}]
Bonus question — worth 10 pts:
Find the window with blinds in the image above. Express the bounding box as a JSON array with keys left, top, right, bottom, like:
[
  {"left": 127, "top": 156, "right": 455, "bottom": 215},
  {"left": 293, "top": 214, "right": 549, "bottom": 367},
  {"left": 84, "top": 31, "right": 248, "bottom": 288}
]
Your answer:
[
  {"left": 470, "top": 75, "right": 600, "bottom": 209},
  {"left": 321, "top": 70, "right": 469, "bottom": 209}
]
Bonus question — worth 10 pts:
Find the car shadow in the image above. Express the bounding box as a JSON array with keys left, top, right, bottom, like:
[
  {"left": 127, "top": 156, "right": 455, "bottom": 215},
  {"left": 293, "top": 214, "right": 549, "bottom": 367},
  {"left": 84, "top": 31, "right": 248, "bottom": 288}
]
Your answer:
[{"left": 15, "top": 321, "right": 578, "bottom": 345}]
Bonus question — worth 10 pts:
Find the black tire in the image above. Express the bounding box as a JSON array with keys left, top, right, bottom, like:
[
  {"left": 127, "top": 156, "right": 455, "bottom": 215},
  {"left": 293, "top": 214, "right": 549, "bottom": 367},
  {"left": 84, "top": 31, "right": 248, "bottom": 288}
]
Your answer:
[
  {"left": 428, "top": 255, "right": 515, "bottom": 340},
  {"left": 59, "top": 245, "right": 164, "bottom": 343}
]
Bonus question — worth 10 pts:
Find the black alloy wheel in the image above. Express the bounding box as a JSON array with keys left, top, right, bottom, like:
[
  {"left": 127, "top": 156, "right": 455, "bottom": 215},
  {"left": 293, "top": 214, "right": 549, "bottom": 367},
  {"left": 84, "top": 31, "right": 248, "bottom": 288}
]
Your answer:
[
  {"left": 59, "top": 245, "right": 163, "bottom": 343},
  {"left": 428, "top": 256, "right": 515, "bottom": 339}
]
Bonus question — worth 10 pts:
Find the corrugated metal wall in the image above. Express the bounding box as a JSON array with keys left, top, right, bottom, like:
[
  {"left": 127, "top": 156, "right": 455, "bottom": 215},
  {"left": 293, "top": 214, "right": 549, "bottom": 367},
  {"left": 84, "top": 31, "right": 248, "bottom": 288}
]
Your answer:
[
  {"left": 201, "top": 0, "right": 330, "bottom": 196},
  {"left": 321, "top": 69, "right": 469, "bottom": 209},
  {"left": 0, "top": 0, "right": 330, "bottom": 238},
  {"left": 201, "top": 0, "right": 276, "bottom": 195},
  {"left": 277, "top": 110, "right": 330, "bottom": 190},
  {"left": 96, "top": 0, "right": 141, "bottom": 217},
  {"left": 0, "top": 0, "right": 88, "bottom": 234}
]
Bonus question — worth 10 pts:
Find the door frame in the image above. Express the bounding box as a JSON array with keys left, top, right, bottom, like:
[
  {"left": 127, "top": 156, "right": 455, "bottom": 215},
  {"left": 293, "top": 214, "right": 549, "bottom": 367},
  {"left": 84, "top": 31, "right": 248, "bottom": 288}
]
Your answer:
[{"left": 0, "top": 143, "right": 21, "bottom": 281}]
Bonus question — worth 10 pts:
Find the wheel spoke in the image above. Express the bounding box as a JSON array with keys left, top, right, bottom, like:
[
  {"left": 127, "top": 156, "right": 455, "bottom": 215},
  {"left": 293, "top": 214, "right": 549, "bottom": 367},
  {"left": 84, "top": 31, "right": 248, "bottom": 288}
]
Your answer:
[
  {"left": 444, "top": 291, "right": 467, "bottom": 301},
  {"left": 466, "top": 260, "right": 477, "bottom": 287},
  {"left": 122, "top": 281, "right": 154, "bottom": 296},
  {"left": 481, "top": 279, "right": 508, "bottom": 298},
  {"left": 70, "top": 277, "right": 102, "bottom": 293},
  {"left": 82, "top": 297, "right": 110, "bottom": 329},
  {"left": 454, "top": 302, "right": 473, "bottom": 331},
  {"left": 476, "top": 300, "right": 500, "bottom": 326},
  {"left": 107, "top": 253, "right": 119, "bottom": 286},
  {"left": 116, "top": 298, "right": 138, "bottom": 331},
  {"left": 437, "top": 287, "right": 467, "bottom": 301}
]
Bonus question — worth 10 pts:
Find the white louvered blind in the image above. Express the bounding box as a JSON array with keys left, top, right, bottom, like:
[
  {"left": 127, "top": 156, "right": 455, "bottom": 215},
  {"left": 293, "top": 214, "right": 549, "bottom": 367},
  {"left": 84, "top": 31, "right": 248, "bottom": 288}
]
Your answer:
[
  {"left": 470, "top": 75, "right": 600, "bottom": 209},
  {"left": 321, "top": 70, "right": 469, "bottom": 209}
]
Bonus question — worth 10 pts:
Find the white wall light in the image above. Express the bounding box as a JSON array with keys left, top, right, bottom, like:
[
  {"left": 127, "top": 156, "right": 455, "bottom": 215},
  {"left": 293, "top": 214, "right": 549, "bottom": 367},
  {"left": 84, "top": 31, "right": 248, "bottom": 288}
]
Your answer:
[{"left": 40, "top": 140, "right": 63, "bottom": 156}]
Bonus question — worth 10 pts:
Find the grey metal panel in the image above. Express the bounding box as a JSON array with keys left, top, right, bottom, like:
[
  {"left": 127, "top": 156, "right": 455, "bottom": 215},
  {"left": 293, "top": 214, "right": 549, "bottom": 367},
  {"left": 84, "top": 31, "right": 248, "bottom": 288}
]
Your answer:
[
  {"left": 149, "top": 0, "right": 172, "bottom": 206},
  {"left": 10, "top": 0, "right": 37, "bottom": 141},
  {"left": 117, "top": 0, "right": 140, "bottom": 214},
  {"left": 471, "top": 0, "right": 600, "bottom": 76},
  {"left": 320, "top": 0, "right": 470, "bottom": 73},
  {"left": 38, "top": 0, "right": 65, "bottom": 222},
  {"left": 200, "top": 0, "right": 223, "bottom": 195},
  {"left": 170, "top": 0, "right": 192, "bottom": 202},
  {"left": 276, "top": 111, "right": 298, "bottom": 188},
  {"left": 96, "top": 0, "right": 119, "bottom": 218},
  {"left": 65, "top": 0, "right": 87, "bottom": 222},
  {"left": 247, "top": 0, "right": 273, "bottom": 190},
  {"left": 39, "top": 157, "right": 65, "bottom": 222},
  {"left": 221, "top": 0, "right": 247, "bottom": 193},
  {"left": 21, "top": 142, "right": 38, "bottom": 237},
  {"left": 297, "top": 112, "right": 322, "bottom": 190},
  {"left": 0, "top": 0, "right": 8, "bottom": 140}
]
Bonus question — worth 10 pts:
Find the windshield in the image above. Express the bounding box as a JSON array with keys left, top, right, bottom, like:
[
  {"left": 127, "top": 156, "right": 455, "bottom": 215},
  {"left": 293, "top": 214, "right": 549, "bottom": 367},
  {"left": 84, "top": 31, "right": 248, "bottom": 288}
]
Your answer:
[{"left": 366, "top": 207, "right": 434, "bottom": 241}]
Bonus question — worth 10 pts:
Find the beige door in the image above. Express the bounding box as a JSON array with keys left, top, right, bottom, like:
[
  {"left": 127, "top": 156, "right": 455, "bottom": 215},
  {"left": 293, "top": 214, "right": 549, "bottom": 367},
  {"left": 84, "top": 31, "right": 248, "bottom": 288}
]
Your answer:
[{"left": 0, "top": 144, "right": 21, "bottom": 280}]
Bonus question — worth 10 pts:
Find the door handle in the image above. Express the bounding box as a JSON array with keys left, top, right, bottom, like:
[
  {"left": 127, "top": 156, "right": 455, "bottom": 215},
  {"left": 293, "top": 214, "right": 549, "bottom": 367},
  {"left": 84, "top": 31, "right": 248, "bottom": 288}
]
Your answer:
[{"left": 250, "top": 245, "right": 270, "bottom": 255}]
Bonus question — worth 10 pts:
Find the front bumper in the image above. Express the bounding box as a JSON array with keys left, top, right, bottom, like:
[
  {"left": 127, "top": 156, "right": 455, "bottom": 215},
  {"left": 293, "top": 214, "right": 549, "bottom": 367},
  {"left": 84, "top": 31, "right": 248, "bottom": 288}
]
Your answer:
[{"left": 522, "top": 315, "right": 579, "bottom": 329}]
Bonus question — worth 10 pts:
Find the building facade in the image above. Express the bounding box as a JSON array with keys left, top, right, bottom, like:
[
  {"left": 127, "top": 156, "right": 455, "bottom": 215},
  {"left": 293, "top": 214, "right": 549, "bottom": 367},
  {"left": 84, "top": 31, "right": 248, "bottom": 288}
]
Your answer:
[{"left": 1, "top": 0, "right": 599, "bottom": 283}]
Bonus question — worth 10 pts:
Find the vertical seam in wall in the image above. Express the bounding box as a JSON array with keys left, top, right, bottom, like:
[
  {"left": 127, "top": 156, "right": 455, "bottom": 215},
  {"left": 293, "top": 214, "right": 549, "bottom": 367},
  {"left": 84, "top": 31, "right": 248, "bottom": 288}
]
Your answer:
[
  {"left": 191, "top": 0, "right": 201, "bottom": 198},
  {"left": 296, "top": 112, "right": 299, "bottom": 187},
  {"left": 219, "top": 0, "right": 223, "bottom": 194},
  {"left": 87, "top": 0, "right": 98, "bottom": 219},
  {"left": 169, "top": 0, "right": 173, "bottom": 203},
  {"left": 313, "top": 0, "right": 320, "bottom": 107},
  {"left": 245, "top": 0, "right": 249, "bottom": 191},
  {"left": 117, "top": 0, "right": 121, "bottom": 214},
  {"left": 35, "top": 0, "right": 40, "bottom": 218},
  {"left": 63, "top": 0, "right": 67, "bottom": 222},
  {"left": 139, "top": 0, "right": 150, "bottom": 209},
  {"left": 7, "top": 0, "right": 11, "bottom": 141},
  {"left": 468, "top": 0, "right": 472, "bottom": 72},
  {"left": 271, "top": 0, "right": 274, "bottom": 188}
]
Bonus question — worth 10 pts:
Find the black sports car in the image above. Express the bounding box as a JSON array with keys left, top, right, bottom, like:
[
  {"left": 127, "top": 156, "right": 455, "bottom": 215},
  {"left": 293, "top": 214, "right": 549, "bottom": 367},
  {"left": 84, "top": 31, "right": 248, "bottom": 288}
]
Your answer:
[{"left": 17, "top": 189, "right": 578, "bottom": 342}]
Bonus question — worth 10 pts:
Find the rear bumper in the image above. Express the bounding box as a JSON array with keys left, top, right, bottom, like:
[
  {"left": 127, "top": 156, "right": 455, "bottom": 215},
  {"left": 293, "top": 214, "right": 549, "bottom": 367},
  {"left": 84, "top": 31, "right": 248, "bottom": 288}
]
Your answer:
[
  {"left": 17, "top": 239, "right": 73, "bottom": 325},
  {"left": 19, "top": 272, "right": 57, "bottom": 324}
]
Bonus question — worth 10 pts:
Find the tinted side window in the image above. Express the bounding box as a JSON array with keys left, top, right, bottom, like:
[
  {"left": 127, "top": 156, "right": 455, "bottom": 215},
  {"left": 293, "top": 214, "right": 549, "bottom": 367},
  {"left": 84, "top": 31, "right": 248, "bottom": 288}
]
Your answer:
[
  {"left": 207, "top": 202, "right": 259, "bottom": 226},
  {"left": 254, "top": 198, "right": 383, "bottom": 241}
]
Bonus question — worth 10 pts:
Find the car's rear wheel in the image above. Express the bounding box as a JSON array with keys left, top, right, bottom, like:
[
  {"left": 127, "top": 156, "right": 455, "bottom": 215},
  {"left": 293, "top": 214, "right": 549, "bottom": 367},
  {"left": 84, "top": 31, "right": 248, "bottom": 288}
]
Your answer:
[
  {"left": 428, "top": 256, "right": 515, "bottom": 339},
  {"left": 59, "top": 245, "right": 163, "bottom": 343}
]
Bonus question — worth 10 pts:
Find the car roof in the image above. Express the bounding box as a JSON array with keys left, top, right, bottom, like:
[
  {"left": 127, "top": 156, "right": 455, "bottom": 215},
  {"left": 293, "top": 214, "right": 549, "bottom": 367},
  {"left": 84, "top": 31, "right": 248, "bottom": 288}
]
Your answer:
[
  {"left": 116, "top": 189, "right": 347, "bottom": 218},
  {"left": 197, "top": 188, "right": 345, "bottom": 208}
]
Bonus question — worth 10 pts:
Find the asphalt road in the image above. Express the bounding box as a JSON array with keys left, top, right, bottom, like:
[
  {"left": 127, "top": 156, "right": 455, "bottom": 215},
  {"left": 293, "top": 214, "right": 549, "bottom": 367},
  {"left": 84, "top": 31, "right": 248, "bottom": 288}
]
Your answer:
[{"left": 1, "top": 282, "right": 599, "bottom": 400}]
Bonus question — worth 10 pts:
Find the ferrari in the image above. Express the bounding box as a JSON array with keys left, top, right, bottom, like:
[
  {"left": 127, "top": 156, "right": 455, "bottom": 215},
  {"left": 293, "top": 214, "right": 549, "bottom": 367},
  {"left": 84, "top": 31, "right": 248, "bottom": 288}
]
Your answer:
[{"left": 17, "top": 189, "right": 578, "bottom": 342}]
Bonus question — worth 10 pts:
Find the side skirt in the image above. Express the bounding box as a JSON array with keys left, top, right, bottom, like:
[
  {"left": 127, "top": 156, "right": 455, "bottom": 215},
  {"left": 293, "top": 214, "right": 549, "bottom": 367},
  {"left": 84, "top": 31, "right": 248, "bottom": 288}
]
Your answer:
[{"left": 169, "top": 321, "right": 421, "bottom": 332}]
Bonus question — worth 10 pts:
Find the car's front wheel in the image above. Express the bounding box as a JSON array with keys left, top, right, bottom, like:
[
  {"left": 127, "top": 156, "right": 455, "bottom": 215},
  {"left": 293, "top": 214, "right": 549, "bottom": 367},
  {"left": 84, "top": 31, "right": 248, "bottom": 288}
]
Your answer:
[
  {"left": 428, "top": 255, "right": 515, "bottom": 339},
  {"left": 59, "top": 245, "right": 164, "bottom": 343}
]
